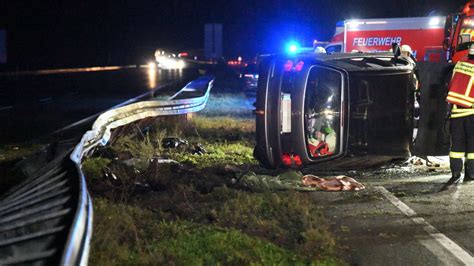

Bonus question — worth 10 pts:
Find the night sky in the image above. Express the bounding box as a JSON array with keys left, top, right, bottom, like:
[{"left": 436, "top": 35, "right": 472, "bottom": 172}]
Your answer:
[{"left": 0, "top": 0, "right": 468, "bottom": 67}]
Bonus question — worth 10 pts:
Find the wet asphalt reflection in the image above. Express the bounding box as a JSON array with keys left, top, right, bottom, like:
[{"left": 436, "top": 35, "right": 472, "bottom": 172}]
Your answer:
[{"left": 0, "top": 67, "right": 198, "bottom": 144}]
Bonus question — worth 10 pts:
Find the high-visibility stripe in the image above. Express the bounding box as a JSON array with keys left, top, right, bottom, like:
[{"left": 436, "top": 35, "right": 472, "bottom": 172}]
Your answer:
[
  {"left": 451, "top": 106, "right": 474, "bottom": 112},
  {"left": 450, "top": 152, "right": 465, "bottom": 159},
  {"left": 451, "top": 111, "right": 474, "bottom": 118},
  {"left": 447, "top": 95, "right": 474, "bottom": 107},
  {"left": 448, "top": 91, "right": 474, "bottom": 102},
  {"left": 451, "top": 109, "right": 474, "bottom": 113},
  {"left": 468, "top": 153, "right": 474, "bottom": 160}
]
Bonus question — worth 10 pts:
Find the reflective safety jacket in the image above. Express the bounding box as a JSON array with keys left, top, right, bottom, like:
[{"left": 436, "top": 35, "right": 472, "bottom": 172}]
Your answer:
[
  {"left": 447, "top": 58, "right": 474, "bottom": 108},
  {"left": 451, "top": 104, "right": 474, "bottom": 118}
]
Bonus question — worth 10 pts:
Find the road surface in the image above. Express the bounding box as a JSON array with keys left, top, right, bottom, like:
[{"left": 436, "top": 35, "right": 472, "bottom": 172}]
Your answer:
[
  {"left": 306, "top": 161, "right": 474, "bottom": 265},
  {"left": 0, "top": 66, "right": 199, "bottom": 144}
]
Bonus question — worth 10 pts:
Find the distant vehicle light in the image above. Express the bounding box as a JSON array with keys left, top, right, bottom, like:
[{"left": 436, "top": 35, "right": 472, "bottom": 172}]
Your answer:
[
  {"left": 178, "top": 52, "right": 189, "bottom": 57},
  {"left": 238, "top": 56, "right": 242, "bottom": 62},
  {"left": 148, "top": 62, "right": 156, "bottom": 69},
  {"left": 177, "top": 60, "right": 185, "bottom": 69}
]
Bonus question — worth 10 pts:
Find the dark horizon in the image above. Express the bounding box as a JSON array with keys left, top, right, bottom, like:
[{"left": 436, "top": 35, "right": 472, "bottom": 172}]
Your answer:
[{"left": 0, "top": 0, "right": 467, "bottom": 68}]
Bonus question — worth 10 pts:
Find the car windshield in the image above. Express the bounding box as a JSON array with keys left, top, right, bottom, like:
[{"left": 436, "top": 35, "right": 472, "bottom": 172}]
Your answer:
[{"left": 304, "top": 66, "right": 342, "bottom": 159}]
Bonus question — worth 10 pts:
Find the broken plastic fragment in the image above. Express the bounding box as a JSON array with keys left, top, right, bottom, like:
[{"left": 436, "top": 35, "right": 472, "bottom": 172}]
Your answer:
[
  {"left": 162, "top": 137, "right": 189, "bottom": 149},
  {"left": 301, "top": 175, "right": 365, "bottom": 191}
]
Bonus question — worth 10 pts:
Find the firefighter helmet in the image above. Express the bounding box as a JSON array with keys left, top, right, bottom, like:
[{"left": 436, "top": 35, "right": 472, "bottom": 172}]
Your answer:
[{"left": 401, "top": 45, "right": 413, "bottom": 56}]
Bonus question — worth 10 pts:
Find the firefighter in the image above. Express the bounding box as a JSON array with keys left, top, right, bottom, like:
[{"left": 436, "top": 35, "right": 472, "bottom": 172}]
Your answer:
[{"left": 442, "top": 44, "right": 474, "bottom": 190}]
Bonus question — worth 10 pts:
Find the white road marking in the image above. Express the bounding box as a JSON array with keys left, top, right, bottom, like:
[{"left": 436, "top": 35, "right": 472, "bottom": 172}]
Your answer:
[
  {"left": 417, "top": 237, "right": 462, "bottom": 265},
  {"left": 375, "top": 186, "right": 474, "bottom": 265}
]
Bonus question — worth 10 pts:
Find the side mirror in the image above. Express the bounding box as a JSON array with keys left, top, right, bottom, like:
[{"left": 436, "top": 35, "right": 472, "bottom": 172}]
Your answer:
[{"left": 391, "top": 43, "right": 401, "bottom": 58}]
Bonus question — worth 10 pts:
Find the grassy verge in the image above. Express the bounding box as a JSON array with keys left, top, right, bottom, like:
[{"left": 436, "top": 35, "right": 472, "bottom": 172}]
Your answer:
[
  {"left": 0, "top": 143, "right": 43, "bottom": 163},
  {"left": 85, "top": 94, "right": 342, "bottom": 265}
]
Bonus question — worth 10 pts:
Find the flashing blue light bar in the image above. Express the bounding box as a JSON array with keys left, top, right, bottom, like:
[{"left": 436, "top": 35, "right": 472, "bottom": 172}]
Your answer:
[{"left": 286, "top": 42, "right": 300, "bottom": 54}]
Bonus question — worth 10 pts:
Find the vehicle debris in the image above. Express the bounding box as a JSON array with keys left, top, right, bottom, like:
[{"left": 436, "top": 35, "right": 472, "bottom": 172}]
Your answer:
[
  {"left": 238, "top": 170, "right": 365, "bottom": 192},
  {"left": 162, "top": 137, "right": 189, "bottom": 149},
  {"left": 301, "top": 175, "right": 365, "bottom": 191},
  {"left": 162, "top": 137, "right": 206, "bottom": 155}
]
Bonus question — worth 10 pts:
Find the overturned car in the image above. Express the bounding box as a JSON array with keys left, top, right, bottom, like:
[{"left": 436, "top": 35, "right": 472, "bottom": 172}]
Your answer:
[{"left": 254, "top": 52, "right": 449, "bottom": 169}]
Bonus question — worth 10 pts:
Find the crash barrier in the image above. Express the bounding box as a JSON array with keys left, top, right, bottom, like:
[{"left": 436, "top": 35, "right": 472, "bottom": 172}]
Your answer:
[
  {"left": 0, "top": 75, "right": 214, "bottom": 265},
  {"left": 0, "top": 139, "right": 92, "bottom": 265},
  {"left": 70, "top": 75, "right": 214, "bottom": 160}
]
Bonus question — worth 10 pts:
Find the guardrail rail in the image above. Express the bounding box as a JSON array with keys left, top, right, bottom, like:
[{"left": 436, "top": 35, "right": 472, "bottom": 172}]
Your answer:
[{"left": 0, "top": 75, "right": 214, "bottom": 265}]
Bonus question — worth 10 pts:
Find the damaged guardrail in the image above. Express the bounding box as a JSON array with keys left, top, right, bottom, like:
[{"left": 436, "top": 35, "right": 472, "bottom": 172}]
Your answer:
[{"left": 0, "top": 75, "right": 214, "bottom": 265}]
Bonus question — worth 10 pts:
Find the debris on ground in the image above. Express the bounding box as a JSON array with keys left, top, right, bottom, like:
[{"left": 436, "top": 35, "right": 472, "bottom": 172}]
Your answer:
[
  {"left": 301, "top": 175, "right": 365, "bottom": 191},
  {"left": 190, "top": 143, "right": 206, "bottom": 155},
  {"left": 162, "top": 137, "right": 207, "bottom": 155},
  {"left": 405, "top": 156, "right": 449, "bottom": 169},
  {"left": 238, "top": 170, "right": 365, "bottom": 192},
  {"left": 162, "top": 137, "right": 189, "bottom": 149}
]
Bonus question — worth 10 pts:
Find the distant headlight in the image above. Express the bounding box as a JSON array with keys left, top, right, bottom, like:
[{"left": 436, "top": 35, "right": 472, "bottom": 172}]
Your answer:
[
  {"left": 177, "top": 60, "right": 185, "bottom": 69},
  {"left": 148, "top": 62, "right": 156, "bottom": 69}
]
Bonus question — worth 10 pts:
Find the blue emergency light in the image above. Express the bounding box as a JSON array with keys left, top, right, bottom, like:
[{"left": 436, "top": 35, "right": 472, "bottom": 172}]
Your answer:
[{"left": 286, "top": 42, "right": 300, "bottom": 54}]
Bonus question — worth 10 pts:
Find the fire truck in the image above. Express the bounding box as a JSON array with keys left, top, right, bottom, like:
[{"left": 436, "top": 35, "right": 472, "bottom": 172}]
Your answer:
[
  {"left": 325, "top": 1, "right": 474, "bottom": 64},
  {"left": 325, "top": 17, "right": 446, "bottom": 62}
]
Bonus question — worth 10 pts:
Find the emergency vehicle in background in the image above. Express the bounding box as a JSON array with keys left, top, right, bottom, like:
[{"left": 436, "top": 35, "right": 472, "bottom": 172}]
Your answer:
[
  {"left": 324, "top": 1, "right": 474, "bottom": 64},
  {"left": 325, "top": 17, "right": 446, "bottom": 62}
]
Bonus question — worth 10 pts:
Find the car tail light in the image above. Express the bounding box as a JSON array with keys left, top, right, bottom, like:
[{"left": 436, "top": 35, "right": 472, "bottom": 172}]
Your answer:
[
  {"left": 293, "top": 154, "right": 302, "bottom": 166},
  {"left": 284, "top": 60, "right": 294, "bottom": 72},
  {"left": 281, "top": 154, "right": 292, "bottom": 166},
  {"left": 281, "top": 153, "right": 302, "bottom": 167},
  {"left": 295, "top": 61, "right": 304, "bottom": 72}
]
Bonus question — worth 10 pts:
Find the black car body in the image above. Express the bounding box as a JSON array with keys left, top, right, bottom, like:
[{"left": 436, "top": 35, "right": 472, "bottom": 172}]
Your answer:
[{"left": 254, "top": 52, "right": 426, "bottom": 169}]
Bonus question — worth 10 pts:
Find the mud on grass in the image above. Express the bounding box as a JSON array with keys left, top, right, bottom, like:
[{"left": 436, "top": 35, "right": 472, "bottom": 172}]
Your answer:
[{"left": 85, "top": 115, "right": 342, "bottom": 265}]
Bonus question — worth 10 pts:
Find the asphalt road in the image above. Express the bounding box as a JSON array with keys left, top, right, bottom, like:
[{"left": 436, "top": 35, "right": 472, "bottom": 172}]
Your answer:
[
  {"left": 0, "top": 66, "right": 199, "bottom": 144},
  {"left": 307, "top": 160, "right": 474, "bottom": 265}
]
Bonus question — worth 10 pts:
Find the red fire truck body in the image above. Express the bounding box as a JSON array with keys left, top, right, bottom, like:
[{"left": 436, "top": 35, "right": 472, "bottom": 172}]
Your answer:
[{"left": 326, "top": 17, "right": 447, "bottom": 62}]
